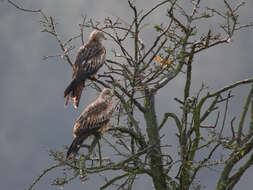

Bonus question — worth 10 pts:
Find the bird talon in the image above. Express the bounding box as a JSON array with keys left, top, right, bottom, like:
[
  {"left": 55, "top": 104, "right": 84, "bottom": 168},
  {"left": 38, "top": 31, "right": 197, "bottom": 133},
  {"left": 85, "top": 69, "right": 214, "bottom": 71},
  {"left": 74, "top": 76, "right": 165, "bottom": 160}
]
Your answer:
[{"left": 90, "top": 75, "right": 97, "bottom": 80}]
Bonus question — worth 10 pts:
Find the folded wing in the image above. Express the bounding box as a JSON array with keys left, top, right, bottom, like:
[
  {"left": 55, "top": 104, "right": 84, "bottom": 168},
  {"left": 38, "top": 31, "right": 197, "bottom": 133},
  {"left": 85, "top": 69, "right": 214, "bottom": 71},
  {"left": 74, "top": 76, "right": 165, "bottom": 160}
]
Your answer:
[{"left": 66, "top": 98, "right": 113, "bottom": 158}]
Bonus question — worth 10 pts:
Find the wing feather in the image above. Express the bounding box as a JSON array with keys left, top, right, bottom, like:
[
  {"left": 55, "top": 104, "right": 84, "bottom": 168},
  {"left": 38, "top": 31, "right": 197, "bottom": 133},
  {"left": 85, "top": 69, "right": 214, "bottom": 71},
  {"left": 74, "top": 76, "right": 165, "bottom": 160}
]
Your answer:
[
  {"left": 73, "top": 99, "right": 113, "bottom": 137},
  {"left": 74, "top": 41, "right": 105, "bottom": 71},
  {"left": 64, "top": 41, "right": 106, "bottom": 108}
]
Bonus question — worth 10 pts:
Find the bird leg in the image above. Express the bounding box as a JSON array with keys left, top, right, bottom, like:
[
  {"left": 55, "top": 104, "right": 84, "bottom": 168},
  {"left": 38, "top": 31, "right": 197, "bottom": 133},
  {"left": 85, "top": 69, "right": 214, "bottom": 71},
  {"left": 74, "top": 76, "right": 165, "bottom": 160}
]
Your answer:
[
  {"left": 89, "top": 74, "right": 97, "bottom": 80},
  {"left": 94, "top": 132, "right": 102, "bottom": 140},
  {"left": 93, "top": 133, "right": 103, "bottom": 166},
  {"left": 97, "top": 139, "right": 102, "bottom": 166}
]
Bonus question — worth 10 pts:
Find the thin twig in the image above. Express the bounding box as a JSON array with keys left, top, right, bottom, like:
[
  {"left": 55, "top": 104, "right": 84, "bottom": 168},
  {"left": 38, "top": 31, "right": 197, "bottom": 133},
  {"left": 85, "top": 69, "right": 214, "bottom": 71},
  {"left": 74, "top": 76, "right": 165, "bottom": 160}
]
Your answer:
[{"left": 26, "top": 163, "right": 63, "bottom": 190}]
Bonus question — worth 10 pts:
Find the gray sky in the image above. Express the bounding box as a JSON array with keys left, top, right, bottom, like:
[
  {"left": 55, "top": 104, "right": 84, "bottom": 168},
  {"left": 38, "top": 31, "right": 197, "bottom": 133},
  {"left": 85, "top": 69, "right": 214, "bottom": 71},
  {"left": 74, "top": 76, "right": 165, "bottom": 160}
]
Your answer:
[{"left": 0, "top": 0, "right": 253, "bottom": 190}]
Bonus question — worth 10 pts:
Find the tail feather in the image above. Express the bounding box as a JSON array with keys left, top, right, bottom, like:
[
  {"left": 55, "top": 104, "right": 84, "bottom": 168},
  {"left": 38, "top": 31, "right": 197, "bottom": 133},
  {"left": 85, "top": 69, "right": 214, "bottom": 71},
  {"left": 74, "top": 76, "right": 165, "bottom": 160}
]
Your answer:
[
  {"left": 66, "top": 134, "right": 89, "bottom": 159},
  {"left": 64, "top": 72, "right": 96, "bottom": 98},
  {"left": 66, "top": 122, "right": 110, "bottom": 159},
  {"left": 64, "top": 83, "right": 84, "bottom": 108},
  {"left": 73, "top": 84, "right": 83, "bottom": 108},
  {"left": 64, "top": 78, "right": 79, "bottom": 98}
]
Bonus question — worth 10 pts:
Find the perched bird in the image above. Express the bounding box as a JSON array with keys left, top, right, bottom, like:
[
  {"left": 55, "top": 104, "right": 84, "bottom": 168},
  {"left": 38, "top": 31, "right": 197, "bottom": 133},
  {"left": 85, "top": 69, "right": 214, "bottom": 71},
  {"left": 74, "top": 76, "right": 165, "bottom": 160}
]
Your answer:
[
  {"left": 64, "top": 30, "right": 107, "bottom": 108},
  {"left": 66, "top": 88, "right": 114, "bottom": 159}
]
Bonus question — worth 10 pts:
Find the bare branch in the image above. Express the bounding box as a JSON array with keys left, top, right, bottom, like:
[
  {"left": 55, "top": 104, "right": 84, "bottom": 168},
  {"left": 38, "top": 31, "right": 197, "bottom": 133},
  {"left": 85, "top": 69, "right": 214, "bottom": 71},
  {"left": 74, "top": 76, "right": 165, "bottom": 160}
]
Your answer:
[
  {"left": 208, "top": 78, "right": 253, "bottom": 98},
  {"left": 219, "top": 91, "right": 231, "bottom": 138},
  {"left": 26, "top": 163, "right": 63, "bottom": 190},
  {"left": 158, "top": 112, "right": 182, "bottom": 131},
  {"left": 100, "top": 173, "right": 129, "bottom": 190},
  {"left": 108, "top": 126, "right": 147, "bottom": 148},
  {"left": 237, "top": 84, "right": 253, "bottom": 143},
  {"left": 8, "top": 0, "right": 41, "bottom": 13},
  {"left": 139, "top": 0, "right": 170, "bottom": 24}
]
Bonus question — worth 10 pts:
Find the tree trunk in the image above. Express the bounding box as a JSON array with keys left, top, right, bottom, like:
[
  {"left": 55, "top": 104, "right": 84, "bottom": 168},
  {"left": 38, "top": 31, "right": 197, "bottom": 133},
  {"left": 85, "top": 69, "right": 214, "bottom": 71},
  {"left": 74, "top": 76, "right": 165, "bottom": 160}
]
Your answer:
[{"left": 144, "top": 90, "right": 168, "bottom": 190}]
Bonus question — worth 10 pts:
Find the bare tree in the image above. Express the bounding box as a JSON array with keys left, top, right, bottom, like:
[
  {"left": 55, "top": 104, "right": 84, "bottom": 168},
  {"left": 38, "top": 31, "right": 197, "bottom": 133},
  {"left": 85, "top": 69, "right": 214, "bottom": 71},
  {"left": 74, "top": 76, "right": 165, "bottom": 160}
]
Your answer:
[{"left": 8, "top": 0, "right": 253, "bottom": 190}]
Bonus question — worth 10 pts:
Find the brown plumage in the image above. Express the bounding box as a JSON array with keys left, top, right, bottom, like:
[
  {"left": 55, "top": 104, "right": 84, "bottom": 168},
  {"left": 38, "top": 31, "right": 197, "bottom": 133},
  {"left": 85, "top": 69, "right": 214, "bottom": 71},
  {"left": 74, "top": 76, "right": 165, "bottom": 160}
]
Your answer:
[
  {"left": 66, "top": 88, "right": 114, "bottom": 159},
  {"left": 64, "top": 30, "right": 107, "bottom": 108}
]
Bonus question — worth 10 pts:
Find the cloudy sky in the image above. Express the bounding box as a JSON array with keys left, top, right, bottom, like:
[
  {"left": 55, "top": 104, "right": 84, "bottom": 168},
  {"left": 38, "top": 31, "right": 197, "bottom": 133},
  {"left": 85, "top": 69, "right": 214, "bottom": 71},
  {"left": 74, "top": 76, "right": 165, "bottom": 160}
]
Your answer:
[{"left": 0, "top": 0, "right": 253, "bottom": 190}]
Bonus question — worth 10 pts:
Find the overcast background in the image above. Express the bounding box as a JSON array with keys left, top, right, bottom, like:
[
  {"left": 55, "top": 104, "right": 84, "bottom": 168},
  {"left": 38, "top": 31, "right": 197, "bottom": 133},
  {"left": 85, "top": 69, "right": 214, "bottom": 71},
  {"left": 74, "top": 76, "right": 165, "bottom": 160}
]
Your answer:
[{"left": 0, "top": 0, "right": 253, "bottom": 190}]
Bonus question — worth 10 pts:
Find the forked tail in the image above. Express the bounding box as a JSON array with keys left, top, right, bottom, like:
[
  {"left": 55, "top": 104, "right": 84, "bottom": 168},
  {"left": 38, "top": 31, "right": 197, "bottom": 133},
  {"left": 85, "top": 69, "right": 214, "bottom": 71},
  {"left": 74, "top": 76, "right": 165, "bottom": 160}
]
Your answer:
[
  {"left": 66, "top": 134, "right": 89, "bottom": 159},
  {"left": 64, "top": 78, "right": 78, "bottom": 98},
  {"left": 64, "top": 72, "right": 96, "bottom": 98}
]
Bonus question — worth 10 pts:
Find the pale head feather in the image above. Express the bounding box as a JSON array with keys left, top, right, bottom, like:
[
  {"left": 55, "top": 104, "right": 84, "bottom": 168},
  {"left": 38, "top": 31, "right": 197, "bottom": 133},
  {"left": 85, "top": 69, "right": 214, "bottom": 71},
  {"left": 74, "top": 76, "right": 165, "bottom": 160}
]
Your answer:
[
  {"left": 99, "top": 88, "right": 113, "bottom": 100},
  {"left": 89, "top": 30, "right": 106, "bottom": 42}
]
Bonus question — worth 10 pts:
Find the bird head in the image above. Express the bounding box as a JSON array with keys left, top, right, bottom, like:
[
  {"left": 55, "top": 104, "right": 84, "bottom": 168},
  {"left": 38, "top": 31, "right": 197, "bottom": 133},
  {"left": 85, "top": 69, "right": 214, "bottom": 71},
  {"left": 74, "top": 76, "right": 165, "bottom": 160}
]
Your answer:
[
  {"left": 100, "top": 88, "right": 114, "bottom": 100},
  {"left": 89, "top": 30, "right": 107, "bottom": 42}
]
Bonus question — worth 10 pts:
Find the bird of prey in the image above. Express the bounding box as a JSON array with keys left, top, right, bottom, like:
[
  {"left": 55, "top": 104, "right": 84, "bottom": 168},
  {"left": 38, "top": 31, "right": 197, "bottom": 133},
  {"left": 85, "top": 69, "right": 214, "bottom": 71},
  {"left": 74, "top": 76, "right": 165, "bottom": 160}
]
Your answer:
[
  {"left": 66, "top": 88, "right": 114, "bottom": 159},
  {"left": 64, "top": 30, "right": 107, "bottom": 108}
]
